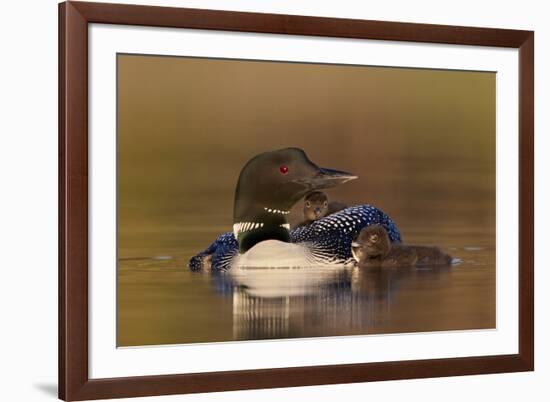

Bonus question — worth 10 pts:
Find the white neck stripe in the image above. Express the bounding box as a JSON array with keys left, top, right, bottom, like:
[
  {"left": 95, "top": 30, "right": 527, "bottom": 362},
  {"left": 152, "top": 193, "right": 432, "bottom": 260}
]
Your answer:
[
  {"left": 264, "top": 207, "right": 290, "bottom": 215},
  {"left": 233, "top": 222, "right": 264, "bottom": 238},
  {"left": 233, "top": 222, "right": 290, "bottom": 238}
]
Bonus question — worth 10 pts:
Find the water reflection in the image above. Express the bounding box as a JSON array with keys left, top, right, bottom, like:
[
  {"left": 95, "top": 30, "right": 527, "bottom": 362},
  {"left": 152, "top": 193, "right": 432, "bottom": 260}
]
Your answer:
[
  {"left": 210, "top": 264, "right": 455, "bottom": 341},
  {"left": 117, "top": 244, "right": 494, "bottom": 346}
]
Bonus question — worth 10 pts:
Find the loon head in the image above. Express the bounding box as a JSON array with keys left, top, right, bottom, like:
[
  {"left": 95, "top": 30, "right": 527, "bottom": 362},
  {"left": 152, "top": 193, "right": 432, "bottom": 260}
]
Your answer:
[{"left": 233, "top": 148, "right": 357, "bottom": 253}]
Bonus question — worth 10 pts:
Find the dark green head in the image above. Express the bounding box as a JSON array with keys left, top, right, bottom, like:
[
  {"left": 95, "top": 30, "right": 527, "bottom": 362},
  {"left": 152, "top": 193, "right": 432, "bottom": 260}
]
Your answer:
[{"left": 233, "top": 148, "right": 356, "bottom": 252}]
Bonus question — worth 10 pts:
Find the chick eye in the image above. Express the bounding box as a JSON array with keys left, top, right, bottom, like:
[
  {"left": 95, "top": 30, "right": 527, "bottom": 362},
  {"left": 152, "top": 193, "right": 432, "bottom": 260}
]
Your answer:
[
  {"left": 279, "top": 165, "right": 289, "bottom": 174},
  {"left": 305, "top": 201, "right": 311, "bottom": 208},
  {"left": 323, "top": 201, "right": 328, "bottom": 207}
]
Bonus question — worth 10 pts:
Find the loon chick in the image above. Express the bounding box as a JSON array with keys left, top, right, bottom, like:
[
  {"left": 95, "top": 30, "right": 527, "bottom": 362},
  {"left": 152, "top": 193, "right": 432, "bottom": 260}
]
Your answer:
[
  {"left": 295, "top": 191, "right": 347, "bottom": 228},
  {"left": 189, "top": 148, "right": 401, "bottom": 272},
  {"left": 351, "top": 225, "right": 452, "bottom": 268}
]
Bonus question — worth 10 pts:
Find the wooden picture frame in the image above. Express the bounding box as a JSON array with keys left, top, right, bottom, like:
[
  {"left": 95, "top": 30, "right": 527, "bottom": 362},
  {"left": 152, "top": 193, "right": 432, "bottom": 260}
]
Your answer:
[{"left": 59, "top": 1, "right": 534, "bottom": 400}]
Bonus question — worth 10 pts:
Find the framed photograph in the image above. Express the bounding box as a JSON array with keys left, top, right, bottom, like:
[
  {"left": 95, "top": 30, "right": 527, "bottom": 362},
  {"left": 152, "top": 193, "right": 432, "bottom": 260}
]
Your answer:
[{"left": 59, "top": 1, "right": 534, "bottom": 400}]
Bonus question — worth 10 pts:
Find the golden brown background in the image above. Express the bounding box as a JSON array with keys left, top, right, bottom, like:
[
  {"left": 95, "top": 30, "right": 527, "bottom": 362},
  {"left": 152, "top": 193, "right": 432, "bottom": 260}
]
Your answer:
[{"left": 117, "top": 54, "right": 495, "bottom": 346}]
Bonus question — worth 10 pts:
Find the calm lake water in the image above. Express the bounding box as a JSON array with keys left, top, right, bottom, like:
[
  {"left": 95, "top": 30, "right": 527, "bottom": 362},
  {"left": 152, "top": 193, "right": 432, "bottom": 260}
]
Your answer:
[
  {"left": 117, "top": 55, "right": 495, "bottom": 346},
  {"left": 117, "top": 218, "right": 495, "bottom": 346}
]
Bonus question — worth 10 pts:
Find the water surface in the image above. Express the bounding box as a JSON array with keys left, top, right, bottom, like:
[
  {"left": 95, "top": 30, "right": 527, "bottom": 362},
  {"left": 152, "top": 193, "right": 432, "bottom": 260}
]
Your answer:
[{"left": 117, "top": 221, "right": 495, "bottom": 346}]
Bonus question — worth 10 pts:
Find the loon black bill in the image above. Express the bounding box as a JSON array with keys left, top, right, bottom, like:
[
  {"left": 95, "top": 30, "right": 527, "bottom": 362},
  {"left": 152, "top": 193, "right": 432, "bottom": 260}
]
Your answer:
[{"left": 293, "top": 167, "right": 358, "bottom": 190}]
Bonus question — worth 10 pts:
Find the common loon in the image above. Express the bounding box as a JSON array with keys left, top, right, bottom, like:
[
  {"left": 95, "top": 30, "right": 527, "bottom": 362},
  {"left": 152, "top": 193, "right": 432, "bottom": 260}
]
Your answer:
[
  {"left": 351, "top": 224, "right": 452, "bottom": 268},
  {"left": 189, "top": 148, "right": 401, "bottom": 271},
  {"left": 295, "top": 190, "right": 347, "bottom": 228}
]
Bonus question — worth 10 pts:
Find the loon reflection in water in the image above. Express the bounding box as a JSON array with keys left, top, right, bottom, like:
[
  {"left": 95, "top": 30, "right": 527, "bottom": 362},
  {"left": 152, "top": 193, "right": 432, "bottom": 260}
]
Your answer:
[{"left": 207, "top": 264, "right": 453, "bottom": 340}]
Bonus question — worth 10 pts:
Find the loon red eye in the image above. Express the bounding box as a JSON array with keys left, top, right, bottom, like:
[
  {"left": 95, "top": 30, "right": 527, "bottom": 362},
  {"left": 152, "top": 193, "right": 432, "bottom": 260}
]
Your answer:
[{"left": 279, "top": 165, "right": 289, "bottom": 174}]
